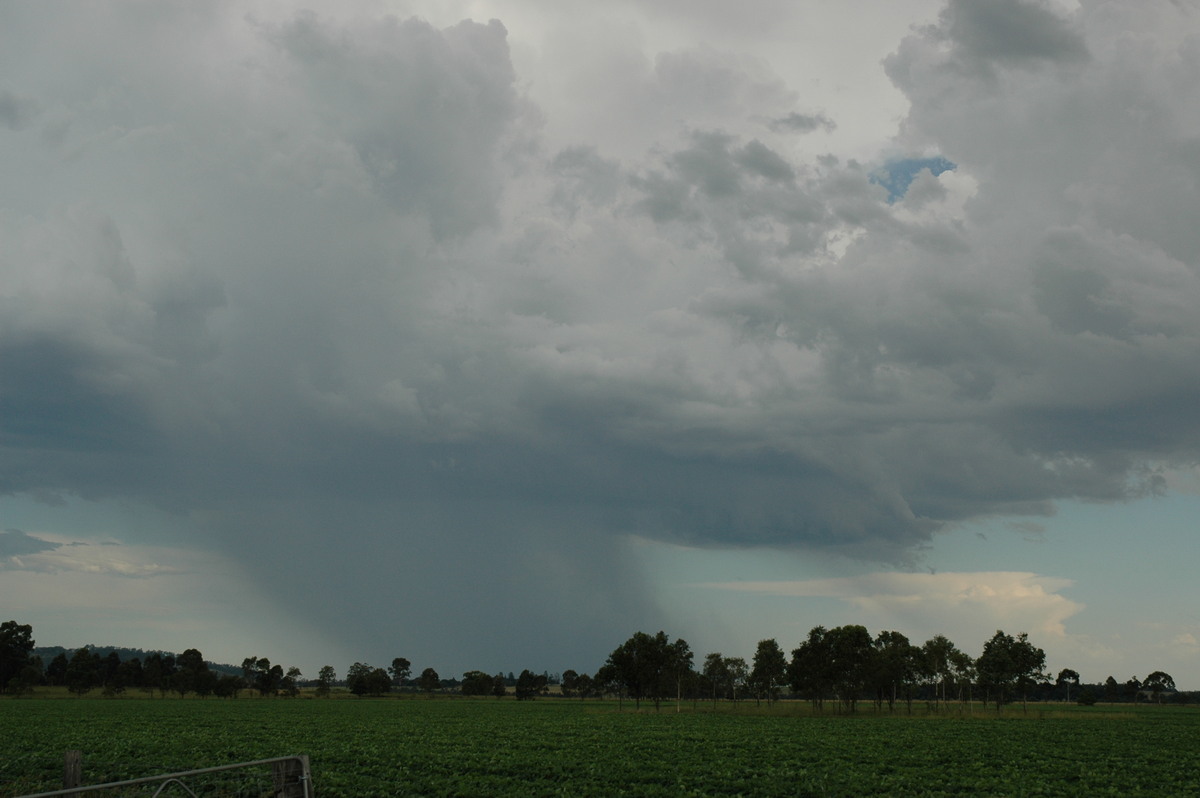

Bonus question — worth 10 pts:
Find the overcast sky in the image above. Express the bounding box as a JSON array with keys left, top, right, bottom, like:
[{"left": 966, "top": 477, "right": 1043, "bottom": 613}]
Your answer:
[{"left": 3, "top": 0, "right": 1200, "bottom": 689}]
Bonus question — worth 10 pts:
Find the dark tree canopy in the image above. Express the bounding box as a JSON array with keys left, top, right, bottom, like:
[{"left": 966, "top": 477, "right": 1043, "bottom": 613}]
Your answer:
[
  {"left": 604, "top": 630, "right": 691, "bottom": 710},
  {"left": 418, "top": 667, "right": 440, "bottom": 694},
  {"left": 0, "top": 620, "right": 35, "bottom": 693},
  {"left": 749, "top": 639, "right": 787, "bottom": 706},
  {"left": 976, "top": 630, "right": 1046, "bottom": 711}
]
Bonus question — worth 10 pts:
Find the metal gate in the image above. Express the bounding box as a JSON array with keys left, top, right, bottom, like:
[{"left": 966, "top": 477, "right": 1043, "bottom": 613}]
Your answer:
[{"left": 17, "top": 754, "right": 313, "bottom": 798}]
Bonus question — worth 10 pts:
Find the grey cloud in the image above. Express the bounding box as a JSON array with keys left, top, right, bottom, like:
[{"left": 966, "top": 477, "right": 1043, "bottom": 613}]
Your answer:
[
  {"left": 4, "top": 0, "right": 1200, "bottom": 669},
  {"left": 1032, "top": 235, "right": 1132, "bottom": 339},
  {"left": 735, "top": 140, "right": 796, "bottom": 183},
  {"left": 0, "top": 88, "right": 37, "bottom": 130},
  {"left": 768, "top": 112, "right": 836, "bottom": 135},
  {"left": 266, "top": 13, "right": 522, "bottom": 239},
  {"left": 549, "top": 146, "right": 622, "bottom": 215},
  {"left": 0, "top": 529, "right": 59, "bottom": 557},
  {"left": 940, "top": 0, "right": 1089, "bottom": 69},
  {"left": 653, "top": 47, "right": 795, "bottom": 125}
]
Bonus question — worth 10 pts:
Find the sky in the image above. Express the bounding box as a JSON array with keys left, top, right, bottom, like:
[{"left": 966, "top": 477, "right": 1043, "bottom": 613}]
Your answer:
[{"left": 2, "top": 0, "right": 1200, "bottom": 689}]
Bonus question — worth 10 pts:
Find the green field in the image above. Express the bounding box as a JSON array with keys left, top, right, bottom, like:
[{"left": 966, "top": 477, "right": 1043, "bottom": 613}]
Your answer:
[{"left": 3, "top": 696, "right": 1199, "bottom": 796}]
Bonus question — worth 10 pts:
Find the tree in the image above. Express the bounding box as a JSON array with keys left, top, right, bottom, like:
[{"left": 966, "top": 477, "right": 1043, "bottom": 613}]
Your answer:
[
  {"left": 214, "top": 673, "right": 242, "bottom": 698},
  {"left": 367, "top": 667, "right": 391, "bottom": 696},
  {"left": 461, "top": 670, "right": 494, "bottom": 696},
  {"left": 316, "top": 665, "right": 337, "bottom": 697},
  {"left": 749, "top": 639, "right": 787, "bottom": 707},
  {"left": 114, "top": 658, "right": 143, "bottom": 696},
  {"left": 574, "top": 673, "right": 593, "bottom": 700},
  {"left": 702, "top": 653, "right": 728, "bottom": 705},
  {"left": 605, "top": 631, "right": 690, "bottom": 711},
  {"left": 389, "top": 658, "right": 412, "bottom": 688},
  {"left": 921, "top": 635, "right": 963, "bottom": 710},
  {"left": 825, "top": 625, "right": 875, "bottom": 713},
  {"left": 1056, "top": 668, "right": 1080, "bottom": 703},
  {"left": 66, "top": 648, "right": 100, "bottom": 696},
  {"left": 975, "top": 630, "right": 1046, "bottom": 712},
  {"left": 949, "top": 649, "right": 976, "bottom": 709},
  {"left": 873, "top": 631, "right": 919, "bottom": 713},
  {"left": 491, "top": 673, "right": 507, "bottom": 698},
  {"left": 515, "top": 669, "right": 547, "bottom": 700},
  {"left": 243, "top": 657, "right": 283, "bottom": 696},
  {"left": 0, "top": 621, "right": 35, "bottom": 694},
  {"left": 46, "top": 652, "right": 70, "bottom": 687},
  {"left": 724, "top": 657, "right": 749, "bottom": 703},
  {"left": 1143, "top": 671, "right": 1175, "bottom": 704},
  {"left": 788, "top": 626, "right": 831, "bottom": 710},
  {"left": 347, "top": 662, "right": 374, "bottom": 696},
  {"left": 142, "top": 653, "right": 170, "bottom": 698},
  {"left": 172, "top": 648, "right": 210, "bottom": 698},
  {"left": 560, "top": 669, "right": 579, "bottom": 698},
  {"left": 418, "top": 667, "right": 440, "bottom": 695},
  {"left": 667, "top": 638, "right": 694, "bottom": 711},
  {"left": 281, "top": 667, "right": 303, "bottom": 697}
]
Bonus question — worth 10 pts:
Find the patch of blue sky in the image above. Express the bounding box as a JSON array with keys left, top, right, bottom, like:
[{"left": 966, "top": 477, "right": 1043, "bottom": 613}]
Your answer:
[{"left": 871, "top": 156, "right": 956, "bottom": 203}]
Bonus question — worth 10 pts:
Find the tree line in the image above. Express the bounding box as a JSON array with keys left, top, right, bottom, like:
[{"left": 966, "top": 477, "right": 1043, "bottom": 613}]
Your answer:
[
  {"left": 0, "top": 619, "right": 1183, "bottom": 709},
  {"left": 585, "top": 627, "right": 1181, "bottom": 712}
]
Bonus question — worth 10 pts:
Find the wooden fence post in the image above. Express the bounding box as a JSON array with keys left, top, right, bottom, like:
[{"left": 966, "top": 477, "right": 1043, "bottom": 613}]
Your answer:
[{"left": 62, "top": 750, "right": 82, "bottom": 792}]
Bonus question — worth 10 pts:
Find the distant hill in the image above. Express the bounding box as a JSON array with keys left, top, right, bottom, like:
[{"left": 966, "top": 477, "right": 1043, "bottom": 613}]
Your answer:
[{"left": 33, "top": 645, "right": 243, "bottom": 677}]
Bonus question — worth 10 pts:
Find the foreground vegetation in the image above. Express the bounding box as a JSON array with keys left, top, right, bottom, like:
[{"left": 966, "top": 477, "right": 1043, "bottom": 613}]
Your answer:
[{"left": 3, "top": 695, "right": 1200, "bottom": 796}]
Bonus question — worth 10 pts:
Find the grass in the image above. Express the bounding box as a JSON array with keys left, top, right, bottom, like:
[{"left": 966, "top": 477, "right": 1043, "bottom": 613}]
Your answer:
[{"left": 3, "top": 694, "right": 1199, "bottom": 796}]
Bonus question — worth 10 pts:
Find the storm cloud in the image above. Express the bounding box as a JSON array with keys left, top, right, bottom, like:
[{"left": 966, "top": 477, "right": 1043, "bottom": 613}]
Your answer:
[{"left": 2, "top": 0, "right": 1198, "bottom": 669}]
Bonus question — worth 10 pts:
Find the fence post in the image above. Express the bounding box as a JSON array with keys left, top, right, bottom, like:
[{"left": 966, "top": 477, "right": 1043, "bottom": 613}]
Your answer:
[
  {"left": 272, "top": 755, "right": 311, "bottom": 797},
  {"left": 62, "top": 750, "right": 82, "bottom": 792}
]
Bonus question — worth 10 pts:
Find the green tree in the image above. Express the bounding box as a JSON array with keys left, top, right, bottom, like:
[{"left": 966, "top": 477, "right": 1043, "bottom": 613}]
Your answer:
[
  {"left": 315, "top": 665, "right": 337, "bottom": 697},
  {"left": 1143, "top": 671, "right": 1175, "bottom": 703},
  {"left": 921, "top": 634, "right": 962, "bottom": 710},
  {"left": 172, "top": 648, "right": 210, "bottom": 698},
  {"left": 243, "top": 657, "right": 283, "bottom": 696},
  {"left": 788, "top": 627, "right": 825, "bottom": 710},
  {"left": 491, "top": 673, "right": 507, "bottom": 698},
  {"left": 142, "top": 653, "right": 170, "bottom": 698},
  {"left": 702, "top": 652, "right": 728, "bottom": 705},
  {"left": 66, "top": 648, "right": 100, "bottom": 697},
  {"left": 346, "top": 662, "right": 374, "bottom": 696},
  {"left": 461, "top": 670, "right": 494, "bottom": 696},
  {"left": 366, "top": 667, "right": 391, "bottom": 696},
  {"left": 724, "top": 656, "right": 749, "bottom": 703},
  {"left": 1056, "top": 668, "right": 1080, "bottom": 702},
  {"left": 667, "top": 637, "right": 694, "bottom": 711},
  {"left": 0, "top": 620, "right": 35, "bottom": 694},
  {"left": 115, "top": 658, "right": 143, "bottom": 695},
  {"left": 975, "top": 630, "right": 1046, "bottom": 712},
  {"left": 873, "top": 630, "right": 919, "bottom": 713},
  {"left": 605, "top": 631, "right": 689, "bottom": 711},
  {"left": 46, "top": 652, "right": 70, "bottom": 687},
  {"left": 749, "top": 639, "right": 787, "bottom": 707},
  {"left": 949, "top": 649, "right": 976, "bottom": 708},
  {"left": 515, "top": 669, "right": 547, "bottom": 700},
  {"left": 825, "top": 625, "right": 875, "bottom": 713},
  {"left": 281, "top": 667, "right": 303, "bottom": 697},
  {"left": 389, "top": 657, "right": 412, "bottom": 688},
  {"left": 560, "top": 669, "right": 579, "bottom": 698},
  {"left": 418, "top": 667, "right": 440, "bottom": 695}
]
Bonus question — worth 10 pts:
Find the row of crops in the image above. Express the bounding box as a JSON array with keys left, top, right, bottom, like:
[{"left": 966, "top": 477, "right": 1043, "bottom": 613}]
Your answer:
[{"left": 3, "top": 697, "right": 1200, "bottom": 796}]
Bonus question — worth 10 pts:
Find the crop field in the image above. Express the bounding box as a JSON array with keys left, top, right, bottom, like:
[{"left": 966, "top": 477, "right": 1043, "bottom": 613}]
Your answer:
[{"left": 3, "top": 697, "right": 1200, "bottom": 797}]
